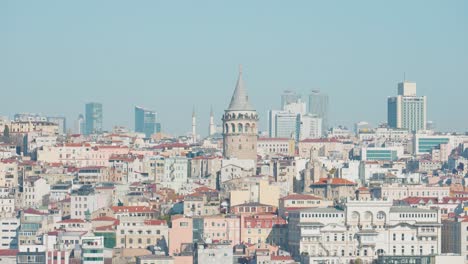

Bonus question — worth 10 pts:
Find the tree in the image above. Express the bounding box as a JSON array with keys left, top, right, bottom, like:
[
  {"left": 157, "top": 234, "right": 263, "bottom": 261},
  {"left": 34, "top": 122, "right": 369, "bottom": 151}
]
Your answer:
[{"left": 2, "top": 125, "right": 10, "bottom": 143}]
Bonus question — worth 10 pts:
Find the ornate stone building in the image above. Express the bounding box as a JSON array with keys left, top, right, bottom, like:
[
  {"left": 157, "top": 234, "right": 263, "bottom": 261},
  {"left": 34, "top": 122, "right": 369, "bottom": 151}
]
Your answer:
[{"left": 222, "top": 67, "right": 258, "bottom": 160}]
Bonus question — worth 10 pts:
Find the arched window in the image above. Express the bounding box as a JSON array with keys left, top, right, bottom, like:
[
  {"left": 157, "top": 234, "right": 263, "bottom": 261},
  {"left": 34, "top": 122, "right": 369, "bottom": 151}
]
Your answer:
[
  {"left": 231, "top": 123, "right": 235, "bottom": 133},
  {"left": 251, "top": 123, "right": 256, "bottom": 133},
  {"left": 245, "top": 123, "right": 251, "bottom": 133},
  {"left": 238, "top": 123, "right": 243, "bottom": 133},
  {"left": 377, "top": 211, "right": 386, "bottom": 220},
  {"left": 225, "top": 124, "right": 229, "bottom": 133}
]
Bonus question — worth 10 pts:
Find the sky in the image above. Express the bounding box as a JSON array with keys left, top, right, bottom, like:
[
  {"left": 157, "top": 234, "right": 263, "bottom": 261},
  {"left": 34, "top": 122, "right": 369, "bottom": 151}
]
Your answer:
[{"left": 1, "top": 1, "right": 467, "bottom": 136}]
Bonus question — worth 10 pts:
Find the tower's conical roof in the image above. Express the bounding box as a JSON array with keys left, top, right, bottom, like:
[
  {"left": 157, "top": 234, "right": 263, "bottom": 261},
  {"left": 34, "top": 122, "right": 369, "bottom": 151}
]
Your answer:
[{"left": 227, "top": 66, "right": 254, "bottom": 111}]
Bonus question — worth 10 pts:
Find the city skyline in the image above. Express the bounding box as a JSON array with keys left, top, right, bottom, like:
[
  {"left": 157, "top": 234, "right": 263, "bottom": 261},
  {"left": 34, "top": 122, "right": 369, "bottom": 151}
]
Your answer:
[
  {"left": 2, "top": 2, "right": 468, "bottom": 262},
  {"left": 2, "top": 1, "right": 468, "bottom": 135}
]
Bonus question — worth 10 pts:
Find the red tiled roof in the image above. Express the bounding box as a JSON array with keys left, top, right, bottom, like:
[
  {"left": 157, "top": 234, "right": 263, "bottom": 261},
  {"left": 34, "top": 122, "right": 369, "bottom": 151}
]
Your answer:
[
  {"left": 312, "top": 178, "right": 356, "bottom": 186},
  {"left": 23, "top": 208, "right": 47, "bottom": 215},
  {"left": 0, "top": 249, "right": 19, "bottom": 256},
  {"left": 144, "top": 219, "right": 167, "bottom": 226},
  {"left": 48, "top": 231, "right": 60, "bottom": 236},
  {"left": 271, "top": 255, "right": 293, "bottom": 261},
  {"left": 194, "top": 186, "right": 218, "bottom": 193},
  {"left": 95, "top": 225, "right": 115, "bottom": 231}
]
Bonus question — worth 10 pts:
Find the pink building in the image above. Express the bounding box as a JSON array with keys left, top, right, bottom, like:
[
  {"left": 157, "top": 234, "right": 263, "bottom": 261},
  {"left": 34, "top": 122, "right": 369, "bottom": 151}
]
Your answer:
[
  {"left": 202, "top": 215, "right": 241, "bottom": 246},
  {"left": 169, "top": 216, "right": 193, "bottom": 255}
]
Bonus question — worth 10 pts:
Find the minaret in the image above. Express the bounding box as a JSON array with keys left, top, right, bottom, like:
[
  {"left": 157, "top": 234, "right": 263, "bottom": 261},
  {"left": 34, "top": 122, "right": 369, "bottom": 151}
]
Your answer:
[
  {"left": 192, "top": 107, "right": 197, "bottom": 143},
  {"left": 222, "top": 65, "right": 258, "bottom": 160},
  {"left": 209, "top": 106, "right": 216, "bottom": 136}
]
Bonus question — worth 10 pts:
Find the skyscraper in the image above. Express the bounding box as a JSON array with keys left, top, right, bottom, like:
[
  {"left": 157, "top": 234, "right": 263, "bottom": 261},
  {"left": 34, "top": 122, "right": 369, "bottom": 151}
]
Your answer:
[
  {"left": 274, "top": 111, "right": 299, "bottom": 139},
  {"left": 222, "top": 66, "right": 258, "bottom": 160},
  {"left": 387, "top": 81, "right": 427, "bottom": 132},
  {"left": 135, "top": 106, "right": 161, "bottom": 138},
  {"left": 268, "top": 99, "right": 307, "bottom": 141},
  {"left": 47, "top": 116, "right": 66, "bottom": 134},
  {"left": 75, "top": 114, "right": 85, "bottom": 134},
  {"left": 281, "top": 90, "right": 300, "bottom": 109},
  {"left": 308, "top": 90, "right": 329, "bottom": 136},
  {"left": 85, "top": 102, "right": 103, "bottom": 135}
]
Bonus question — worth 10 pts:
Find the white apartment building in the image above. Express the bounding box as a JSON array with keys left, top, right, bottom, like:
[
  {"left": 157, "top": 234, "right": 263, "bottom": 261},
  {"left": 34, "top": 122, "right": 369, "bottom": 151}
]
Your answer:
[
  {"left": 378, "top": 184, "right": 450, "bottom": 200},
  {"left": 288, "top": 200, "right": 441, "bottom": 263},
  {"left": 162, "top": 156, "right": 189, "bottom": 193},
  {"left": 0, "top": 187, "right": 15, "bottom": 217},
  {"left": 70, "top": 186, "right": 111, "bottom": 220},
  {"left": 257, "top": 137, "right": 294, "bottom": 157},
  {"left": 22, "top": 176, "right": 50, "bottom": 208},
  {"left": 0, "top": 161, "right": 18, "bottom": 188},
  {"left": 299, "top": 114, "right": 322, "bottom": 140},
  {"left": 0, "top": 217, "right": 19, "bottom": 249}
]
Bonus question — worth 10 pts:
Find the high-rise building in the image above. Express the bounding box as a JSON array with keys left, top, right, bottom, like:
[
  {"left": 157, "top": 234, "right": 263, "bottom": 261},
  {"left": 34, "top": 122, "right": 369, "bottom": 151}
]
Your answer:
[
  {"left": 47, "top": 116, "right": 66, "bottom": 134},
  {"left": 298, "top": 113, "right": 322, "bottom": 140},
  {"left": 281, "top": 90, "right": 300, "bottom": 109},
  {"left": 269, "top": 99, "right": 311, "bottom": 141},
  {"left": 75, "top": 114, "right": 85, "bottom": 134},
  {"left": 308, "top": 90, "right": 329, "bottom": 136},
  {"left": 222, "top": 67, "right": 258, "bottom": 160},
  {"left": 387, "top": 81, "right": 427, "bottom": 132},
  {"left": 275, "top": 111, "right": 299, "bottom": 139},
  {"left": 85, "top": 102, "right": 103, "bottom": 135},
  {"left": 134, "top": 106, "right": 161, "bottom": 138}
]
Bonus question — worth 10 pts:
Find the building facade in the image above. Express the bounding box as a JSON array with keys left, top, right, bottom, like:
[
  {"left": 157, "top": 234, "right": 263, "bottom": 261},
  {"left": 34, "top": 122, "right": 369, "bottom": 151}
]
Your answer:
[
  {"left": 135, "top": 106, "right": 161, "bottom": 137},
  {"left": 85, "top": 102, "right": 103, "bottom": 135},
  {"left": 288, "top": 200, "right": 442, "bottom": 263},
  {"left": 308, "top": 90, "right": 329, "bottom": 136},
  {"left": 387, "top": 81, "right": 427, "bottom": 132}
]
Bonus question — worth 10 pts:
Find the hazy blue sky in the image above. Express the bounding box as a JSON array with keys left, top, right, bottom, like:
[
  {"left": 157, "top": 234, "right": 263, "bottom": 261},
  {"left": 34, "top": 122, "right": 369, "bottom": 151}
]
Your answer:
[{"left": 1, "top": 1, "right": 467, "bottom": 136}]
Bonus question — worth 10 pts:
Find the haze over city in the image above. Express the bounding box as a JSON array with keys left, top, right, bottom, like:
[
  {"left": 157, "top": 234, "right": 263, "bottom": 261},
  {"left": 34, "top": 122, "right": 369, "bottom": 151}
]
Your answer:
[
  {"left": 2, "top": 0, "right": 468, "bottom": 135},
  {"left": 4, "top": 1, "right": 468, "bottom": 264}
]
